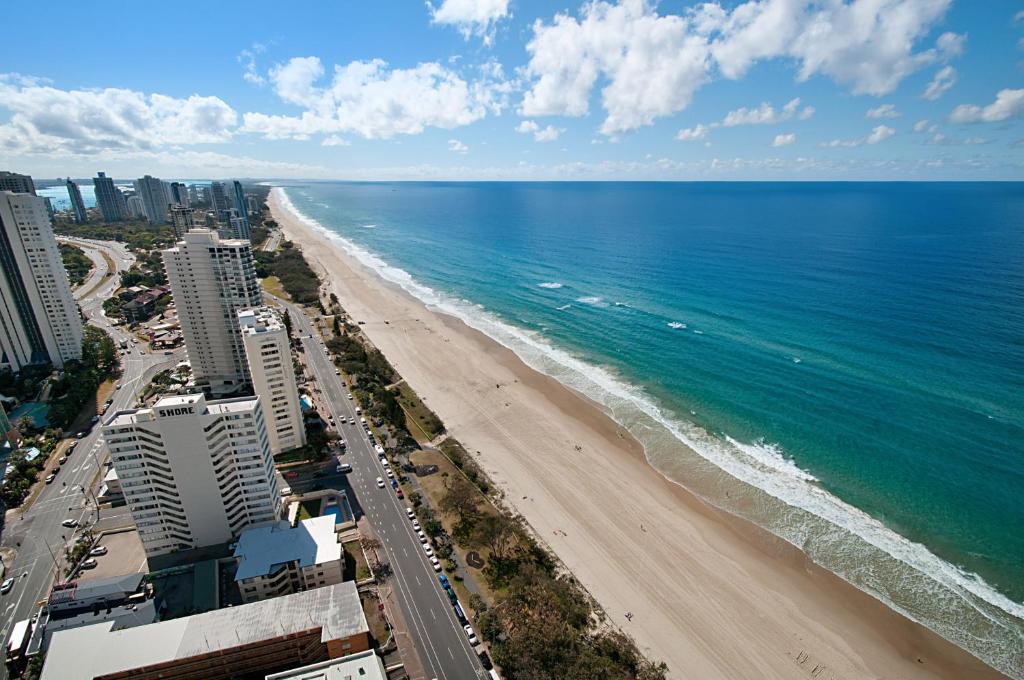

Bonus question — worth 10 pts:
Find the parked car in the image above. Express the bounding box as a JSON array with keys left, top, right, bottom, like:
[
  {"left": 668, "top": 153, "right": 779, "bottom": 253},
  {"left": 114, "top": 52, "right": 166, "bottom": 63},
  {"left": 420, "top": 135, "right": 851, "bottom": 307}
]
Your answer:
[
  {"left": 406, "top": 508, "right": 416, "bottom": 519},
  {"left": 61, "top": 519, "right": 78, "bottom": 529},
  {"left": 80, "top": 559, "right": 97, "bottom": 569},
  {"left": 386, "top": 469, "right": 394, "bottom": 479},
  {"left": 423, "top": 545, "right": 434, "bottom": 557},
  {"left": 412, "top": 520, "right": 421, "bottom": 530},
  {"left": 337, "top": 463, "right": 352, "bottom": 473},
  {"left": 58, "top": 456, "right": 67, "bottom": 464},
  {"left": 280, "top": 487, "right": 292, "bottom": 497},
  {"left": 284, "top": 471, "right": 299, "bottom": 479},
  {"left": 430, "top": 556, "right": 442, "bottom": 572},
  {"left": 376, "top": 477, "right": 385, "bottom": 489},
  {"left": 464, "top": 625, "right": 480, "bottom": 646},
  {"left": 1, "top": 578, "right": 15, "bottom": 594},
  {"left": 396, "top": 488, "right": 404, "bottom": 499},
  {"left": 45, "top": 474, "right": 56, "bottom": 484},
  {"left": 419, "top": 533, "right": 428, "bottom": 544},
  {"left": 438, "top": 574, "right": 450, "bottom": 589},
  {"left": 89, "top": 546, "right": 108, "bottom": 556}
]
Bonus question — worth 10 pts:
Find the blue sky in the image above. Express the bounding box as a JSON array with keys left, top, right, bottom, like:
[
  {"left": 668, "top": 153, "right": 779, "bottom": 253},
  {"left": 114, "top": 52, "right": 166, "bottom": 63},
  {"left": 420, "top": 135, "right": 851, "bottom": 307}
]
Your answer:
[{"left": 0, "top": 0, "right": 1022, "bottom": 180}]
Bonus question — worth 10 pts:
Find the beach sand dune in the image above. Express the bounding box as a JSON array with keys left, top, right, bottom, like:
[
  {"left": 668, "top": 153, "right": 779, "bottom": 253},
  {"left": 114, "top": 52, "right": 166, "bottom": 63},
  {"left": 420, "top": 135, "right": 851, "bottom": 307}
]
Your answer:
[{"left": 269, "top": 190, "right": 1007, "bottom": 680}]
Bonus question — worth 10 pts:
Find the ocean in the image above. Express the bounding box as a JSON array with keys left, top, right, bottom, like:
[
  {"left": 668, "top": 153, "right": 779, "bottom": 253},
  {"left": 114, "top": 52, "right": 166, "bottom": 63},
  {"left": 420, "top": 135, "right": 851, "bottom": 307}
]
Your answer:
[{"left": 276, "top": 181, "right": 1024, "bottom": 676}]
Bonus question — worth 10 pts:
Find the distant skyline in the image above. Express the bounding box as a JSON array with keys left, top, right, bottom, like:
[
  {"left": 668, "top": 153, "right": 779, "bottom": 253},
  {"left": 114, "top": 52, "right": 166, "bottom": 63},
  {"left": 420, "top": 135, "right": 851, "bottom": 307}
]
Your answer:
[{"left": 1, "top": 0, "right": 1022, "bottom": 180}]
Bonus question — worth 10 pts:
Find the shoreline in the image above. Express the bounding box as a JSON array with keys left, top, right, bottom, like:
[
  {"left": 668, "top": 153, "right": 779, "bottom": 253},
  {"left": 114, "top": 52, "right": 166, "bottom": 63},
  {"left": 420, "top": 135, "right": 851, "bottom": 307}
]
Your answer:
[{"left": 268, "top": 189, "right": 1010, "bottom": 680}]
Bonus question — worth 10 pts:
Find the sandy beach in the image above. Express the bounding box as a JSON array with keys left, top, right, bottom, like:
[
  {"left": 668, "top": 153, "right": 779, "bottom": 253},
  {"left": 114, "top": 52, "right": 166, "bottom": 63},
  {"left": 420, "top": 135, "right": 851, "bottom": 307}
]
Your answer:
[{"left": 269, "top": 189, "right": 1007, "bottom": 680}]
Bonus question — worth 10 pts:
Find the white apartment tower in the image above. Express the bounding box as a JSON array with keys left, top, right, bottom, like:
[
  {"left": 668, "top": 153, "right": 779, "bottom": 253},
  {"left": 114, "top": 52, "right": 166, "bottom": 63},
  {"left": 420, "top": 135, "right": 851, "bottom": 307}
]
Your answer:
[
  {"left": 103, "top": 393, "right": 281, "bottom": 558},
  {"left": 0, "top": 191, "right": 83, "bottom": 371},
  {"left": 163, "top": 229, "right": 262, "bottom": 396},
  {"left": 238, "top": 307, "right": 306, "bottom": 455}
]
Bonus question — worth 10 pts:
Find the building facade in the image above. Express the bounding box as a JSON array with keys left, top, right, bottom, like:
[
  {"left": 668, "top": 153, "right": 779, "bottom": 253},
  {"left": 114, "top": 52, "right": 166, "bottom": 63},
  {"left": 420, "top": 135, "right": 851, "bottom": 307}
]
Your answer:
[
  {"left": 238, "top": 307, "right": 305, "bottom": 454},
  {"left": 231, "top": 181, "right": 251, "bottom": 236},
  {"left": 233, "top": 515, "right": 342, "bottom": 603},
  {"left": 0, "top": 171, "right": 35, "bottom": 195},
  {"left": 162, "top": 229, "right": 262, "bottom": 396},
  {"left": 0, "top": 191, "right": 83, "bottom": 371},
  {"left": 169, "top": 182, "right": 190, "bottom": 208},
  {"left": 103, "top": 393, "right": 281, "bottom": 557},
  {"left": 133, "top": 175, "right": 169, "bottom": 224},
  {"left": 66, "top": 179, "right": 87, "bottom": 224},
  {"left": 168, "top": 205, "right": 196, "bottom": 239},
  {"left": 93, "top": 172, "right": 125, "bottom": 222},
  {"left": 208, "top": 181, "right": 230, "bottom": 219}
]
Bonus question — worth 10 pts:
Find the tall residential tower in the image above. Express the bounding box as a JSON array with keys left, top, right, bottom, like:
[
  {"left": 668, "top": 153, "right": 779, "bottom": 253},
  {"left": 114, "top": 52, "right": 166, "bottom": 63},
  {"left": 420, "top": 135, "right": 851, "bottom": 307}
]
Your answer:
[
  {"left": 134, "top": 175, "right": 169, "bottom": 224},
  {"left": 66, "top": 179, "right": 87, "bottom": 223},
  {"left": 93, "top": 172, "right": 126, "bottom": 222}
]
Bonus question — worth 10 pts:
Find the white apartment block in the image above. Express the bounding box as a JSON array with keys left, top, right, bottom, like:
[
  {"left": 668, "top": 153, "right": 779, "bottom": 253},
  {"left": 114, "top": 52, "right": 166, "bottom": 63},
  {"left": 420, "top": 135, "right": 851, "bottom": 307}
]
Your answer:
[
  {"left": 233, "top": 515, "right": 343, "bottom": 603},
  {"left": 163, "top": 229, "right": 262, "bottom": 396},
  {"left": 0, "top": 191, "right": 83, "bottom": 372},
  {"left": 103, "top": 393, "right": 281, "bottom": 558},
  {"left": 238, "top": 307, "right": 306, "bottom": 455}
]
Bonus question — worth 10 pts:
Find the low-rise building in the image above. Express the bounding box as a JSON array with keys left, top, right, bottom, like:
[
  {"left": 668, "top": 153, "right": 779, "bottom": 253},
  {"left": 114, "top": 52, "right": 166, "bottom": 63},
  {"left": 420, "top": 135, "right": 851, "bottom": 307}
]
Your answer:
[
  {"left": 265, "top": 650, "right": 387, "bottom": 680},
  {"left": 233, "top": 515, "right": 342, "bottom": 603},
  {"left": 40, "top": 582, "right": 369, "bottom": 680}
]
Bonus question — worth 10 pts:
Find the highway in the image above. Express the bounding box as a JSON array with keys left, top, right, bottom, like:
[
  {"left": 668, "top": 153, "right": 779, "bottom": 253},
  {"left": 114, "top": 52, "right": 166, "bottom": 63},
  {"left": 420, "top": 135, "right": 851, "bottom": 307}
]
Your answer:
[
  {"left": 0, "top": 238, "right": 180, "bottom": 678},
  {"left": 275, "top": 297, "right": 487, "bottom": 680}
]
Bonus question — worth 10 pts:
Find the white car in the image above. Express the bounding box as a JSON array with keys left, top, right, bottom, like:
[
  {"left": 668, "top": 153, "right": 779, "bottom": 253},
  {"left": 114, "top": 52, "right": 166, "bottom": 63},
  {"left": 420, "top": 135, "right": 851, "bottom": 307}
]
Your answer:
[
  {"left": 464, "top": 625, "right": 480, "bottom": 646},
  {"left": 386, "top": 469, "right": 394, "bottom": 479},
  {"left": 1, "top": 578, "right": 14, "bottom": 594},
  {"left": 337, "top": 463, "right": 352, "bottom": 473},
  {"left": 381, "top": 459, "right": 390, "bottom": 469},
  {"left": 376, "top": 477, "right": 385, "bottom": 489},
  {"left": 406, "top": 508, "right": 415, "bottom": 519},
  {"left": 423, "top": 545, "right": 434, "bottom": 557},
  {"left": 412, "top": 520, "right": 421, "bottom": 530},
  {"left": 61, "top": 519, "right": 78, "bottom": 529},
  {"left": 280, "top": 487, "right": 292, "bottom": 497},
  {"left": 81, "top": 558, "right": 98, "bottom": 569},
  {"left": 430, "top": 556, "right": 442, "bottom": 572},
  {"left": 419, "top": 533, "right": 428, "bottom": 544},
  {"left": 89, "top": 546, "right": 108, "bottom": 556}
]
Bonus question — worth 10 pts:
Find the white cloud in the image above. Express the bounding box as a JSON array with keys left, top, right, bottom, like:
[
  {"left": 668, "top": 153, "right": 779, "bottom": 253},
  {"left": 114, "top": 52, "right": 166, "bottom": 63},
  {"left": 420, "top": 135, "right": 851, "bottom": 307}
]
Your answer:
[
  {"left": 722, "top": 97, "right": 814, "bottom": 126},
  {"left": 913, "top": 119, "right": 930, "bottom": 132},
  {"left": 242, "top": 57, "right": 509, "bottom": 140},
  {"left": 0, "top": 74, "right": 237, "bottom": 155},
  {"left": 448, "top": 138, "right": 469, "bottom": 153},
  {"left": 321, "top": 135, "right": 350, "bottom": 147},
  {"left": 521, "top": 0, "right": 710, "bottom": 135},
  {"left": 866, "top": 103, "right": 899, "bottom": 119},
  {"left": 238, "top": 43, "right": 267, "bottom": 86},
  {"left": 949, "top": 88, "right": 1024, "bottom": 123},
  {"left": 515, "top": 119, "right": 563, "bottom": 141},
  {"left": 675, "top": 124, "right": 710, "bottom": 141},
  {"left": 923, "top": 65, "right": 957, "bottom": 101},
  {"left": 821, "top": 124, "right": 895, "bottom": 148},
  {"left": 428, "top": 0, "right": 510, "bottom": 45},
  {"left": 521, "top": 0, "right": 955, "bottom": 136},
  {"left": 772, "top": 133, "right": 796, "bottom": 147}
]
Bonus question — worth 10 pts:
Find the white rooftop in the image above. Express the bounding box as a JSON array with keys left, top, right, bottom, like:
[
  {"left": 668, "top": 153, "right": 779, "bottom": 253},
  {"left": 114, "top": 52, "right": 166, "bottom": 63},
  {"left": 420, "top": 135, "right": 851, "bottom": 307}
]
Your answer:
[
  {"left": 238, "top": 306, "right": 285, "bottom": 335},
  {"left": 265, "top": 650, "right": 387, "bottom": 680},
  {"left": 40, "top": 582, "right": 366, "bottom": 680},
  {"left": 234, "top": 515, "right": 341, "bottom": 581}
]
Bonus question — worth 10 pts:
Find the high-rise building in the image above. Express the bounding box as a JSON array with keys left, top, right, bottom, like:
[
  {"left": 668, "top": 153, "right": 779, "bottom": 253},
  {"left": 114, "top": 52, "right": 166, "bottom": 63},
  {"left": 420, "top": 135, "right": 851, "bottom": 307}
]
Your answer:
[
  {"left": 208, "top": 181, "right": 230, "bottom": 219},
  {"left": 170, "top": 182, "right": 190, "bottom": 208},
  {"left": 222, "top": 209, "right": 251, "bottom": 240},
  {"left": 231, "top": 181, "right": 251, "bottom": 236},
  {"left": 125, "top": 195, "right": 146, "bottom": 219},
  {"left": 134, "top": 175, "right": 170, "bottom": 224},
  {"left": 65, "top": 179, "right": 87, "bottom": 223},
  {"left": 187, "top": 184, "right": 199, "bottom": 205},
  {"left": 169, "top": 205, "right": 197, "bottom": 238},
  {"left": 103, "top": 393, "right": 281, "bottom": 558},
  {"left": 0, "top": 171, "right": 35, "bottom": 195},
  {"left": 245, "top": 194, "right": 261, "bottom": 216},
  {"left": 238, "top": 307, "right": 306, "bottom": 455},
  {"left": 162, "top": 229, "right": 262, "bottom": 396},
  {"left": 0, "top": 191, "right": 83, "bottom": 371},
  {"left": 93, "top": 172, "right": 125, "bottom": 222}
]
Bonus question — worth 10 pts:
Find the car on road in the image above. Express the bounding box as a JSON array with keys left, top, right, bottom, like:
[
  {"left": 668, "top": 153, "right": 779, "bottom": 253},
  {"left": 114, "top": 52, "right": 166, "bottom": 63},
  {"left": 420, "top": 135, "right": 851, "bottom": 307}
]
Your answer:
[
  {"left": 395, "top": 488, "right": 404, "bottom": 499},
  {"left": 418, "top": 533, "right": 428, "bottom": 544},
  {"left": 45, "top": 474, "right": 56, "bottom": 484},
  {"left": 430, "top": 556, "right": 442, "bottom": 572},
  {"left": 347, "top": 394, "right": 353, "bottom": 400},
  {"left": 337, "top": 463, "right": 352, "bottom": 473},
  {"left": 58, "top": 456, "right": 67, "bottom": 464},
  {"left": 406, "top": 508, "right": 415, "bottom": 519},
  {"left": 75, "top": 432, "right": 86, "bottom": 439},
  {"left": 438, "top": 574, "right": 450, "bottom": 589},
  {"left": 89, "top": 546, "right": 107, "bottom": 556},
  {"left": 81, "top": 558, "right": 97, "bottom": 569},
  {"left": 412, "top": 520, "right": 421, "bottom": 530},
  {"left": 284, "top": 471, "right": 299, "bottom": 479},
  {"left": 423, "top": 545, "right": 434, "bottom": 557},
  {"left": 464, "top": 625, "right": 480, "bottom": 646},
  {"left": 61, "top": 519, "right": 78, "bottom": 529},
  {"left": 386, "top": 469, "right": 394, "bottom": 479},
  {"left": 376, "top": 477, "right": 385, "bottom": 489},
  {"left": 1, "top": 578, "right": 15, "bottom": 594}
]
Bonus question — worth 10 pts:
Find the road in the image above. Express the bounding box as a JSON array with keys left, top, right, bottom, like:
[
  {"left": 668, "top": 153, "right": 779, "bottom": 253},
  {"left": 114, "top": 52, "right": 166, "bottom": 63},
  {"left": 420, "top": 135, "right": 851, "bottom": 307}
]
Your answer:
[
  {"left": 275, "top": 297, "right": 487, "bottom": 680},
  {"left": 0, "top": 238, "right": 180, "bottom": 677}
]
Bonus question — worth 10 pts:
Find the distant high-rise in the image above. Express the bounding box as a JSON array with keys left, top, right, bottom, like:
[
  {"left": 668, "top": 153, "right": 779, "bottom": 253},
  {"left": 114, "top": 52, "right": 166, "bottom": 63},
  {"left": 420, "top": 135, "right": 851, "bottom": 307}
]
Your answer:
[
  {"left": 66, "top": 179, "right": 87, "bottom": 223},
  {"left": 170, "top": 182, "right": 190, "bottom": 208},
  {"left": 93, "top": 172, "right": 125, "bottom": 222},
  {"left": 163, "top": 229, "right": 262, "bottom": 396},
  {"left": 221, "top": 209, "right": 251, "bottom": 241},
  {"left": 169, "top": 205, "right": 197, "bottom": 238},
  {"left": 125, "top": 195, "right": 146, "bottom": 219},
  {"left": 208, "top": 181, "right": 230, "bottom": 219},
  {"left": 245, "top": 195, "right": 260, "bottom": 216},
  {"left": 0, "top": 171, "right": 36, "bottom": 195},
  {"left": 231, "top": 181, "right": 251, "bottom": 236},
  {"left": 238, "top": 307, "right": 306, "bottom": 455},
  {"left": 104, "top": 393, "right": 281, "bottom": 557},
  {"left": 0, "top": 191, "right": 83, "bottom": 372},
  {"left": 134, "top": 175, "right": 170, "bottom": 223}
]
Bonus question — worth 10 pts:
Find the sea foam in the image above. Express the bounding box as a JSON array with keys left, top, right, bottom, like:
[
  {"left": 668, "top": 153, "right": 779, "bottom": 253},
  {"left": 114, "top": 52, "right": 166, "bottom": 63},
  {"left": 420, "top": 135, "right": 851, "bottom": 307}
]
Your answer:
[
  {"left": 538, "top": 282, "right": 563, "bottom": 289},
  {"left": 273, "top": 187, "right": 1024, "bottom": 678}
]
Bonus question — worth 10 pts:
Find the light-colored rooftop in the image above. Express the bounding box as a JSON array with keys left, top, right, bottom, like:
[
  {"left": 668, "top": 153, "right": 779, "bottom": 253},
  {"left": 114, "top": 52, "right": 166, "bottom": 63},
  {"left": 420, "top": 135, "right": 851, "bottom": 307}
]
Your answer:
[
  {"left": 265, "top": 650, "right": 387, "bottom": 680},
  {"left": 234, "top": 515, "right": 341, "bottom": 581},
  {"left": 41, "top": 582, "right": 366, "bottom": 680},
  {"left": 238, "top": 306, "right": 286, "bottom": 335}
]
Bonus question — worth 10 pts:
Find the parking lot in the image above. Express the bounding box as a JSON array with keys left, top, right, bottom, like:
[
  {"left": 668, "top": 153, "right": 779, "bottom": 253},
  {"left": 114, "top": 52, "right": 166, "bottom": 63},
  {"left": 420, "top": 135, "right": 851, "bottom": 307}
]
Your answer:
[{"left": 77, "top": 529, "right": 147, "bottom": 582}]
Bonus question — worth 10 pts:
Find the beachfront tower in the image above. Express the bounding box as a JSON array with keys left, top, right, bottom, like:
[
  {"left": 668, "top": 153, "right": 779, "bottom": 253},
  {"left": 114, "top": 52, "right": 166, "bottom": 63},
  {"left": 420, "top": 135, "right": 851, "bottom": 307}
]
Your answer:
[
  {"left": 0, "top": 171, "right": 36, "bottom": 195},
  {"left": 103, "top": 393, "right": 281, "bottom": 557},
  {"left": 134, "top": 175, "right": 170, "bottom": 224},
  {"left": 231, "top": 181, "right": 251, "bottom": 238},
  {"left": 66, "top": 179, "right": 87, "bottom": 223},
  {"left": 93, "top": 172, "right": 126, "bottom": 222},
  {"left": 0, "top": 191, "right": 83, "bottom": 371},
  {"left": 162, "top": 229, "right": 262, "bottom": 396},
  {"left": 238, "top": 306, "right": 306, "bottom": 455}
]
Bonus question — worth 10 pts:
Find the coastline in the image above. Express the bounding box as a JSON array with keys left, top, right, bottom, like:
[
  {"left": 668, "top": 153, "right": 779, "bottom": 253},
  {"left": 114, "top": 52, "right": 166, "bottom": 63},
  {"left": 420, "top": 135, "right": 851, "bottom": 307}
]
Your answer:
[{"left": 268, "top": 189, "right": 1009, "bottom": 680}]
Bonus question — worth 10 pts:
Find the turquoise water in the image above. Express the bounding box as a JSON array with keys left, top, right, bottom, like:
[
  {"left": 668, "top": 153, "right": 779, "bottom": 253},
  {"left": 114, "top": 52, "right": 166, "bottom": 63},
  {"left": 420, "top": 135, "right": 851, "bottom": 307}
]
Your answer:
[{"left": 277, "top": 182, "right": 1024, "bottom": 674}]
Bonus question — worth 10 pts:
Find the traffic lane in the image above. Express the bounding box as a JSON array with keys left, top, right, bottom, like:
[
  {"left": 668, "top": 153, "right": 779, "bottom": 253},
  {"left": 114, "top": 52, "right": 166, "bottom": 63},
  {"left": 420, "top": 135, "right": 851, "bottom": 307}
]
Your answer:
[{"left": 292, "top": 318, "right": 483, "bottom": 678}]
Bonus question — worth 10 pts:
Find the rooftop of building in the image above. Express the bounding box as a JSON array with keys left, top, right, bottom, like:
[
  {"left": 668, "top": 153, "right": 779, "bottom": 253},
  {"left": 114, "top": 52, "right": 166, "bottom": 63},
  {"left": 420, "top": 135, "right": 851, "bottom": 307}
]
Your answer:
[
  {"left": 104, "top": 393, "right": 259, "bottom": 427},
  {"left": 265, "top": 650, "right": 387, "bottom": 680},
  {"left": 234, "top": 515, "right": 341, "bottom": 581},
  {"left": 41, "top": 582, "right": 367, "bottom": 680},
  {"left": 48, "top": 573, "right": 146, "bottom": 608},
  {"left": 238, "top": 306, "right": 285, "bottom": 335}
]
